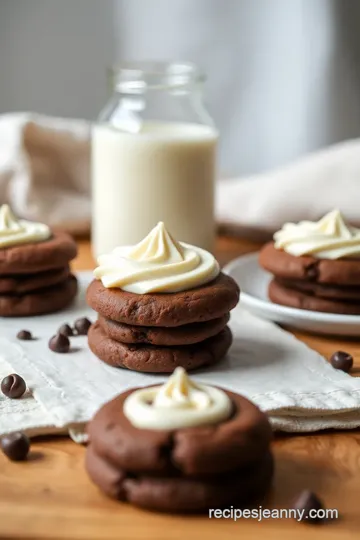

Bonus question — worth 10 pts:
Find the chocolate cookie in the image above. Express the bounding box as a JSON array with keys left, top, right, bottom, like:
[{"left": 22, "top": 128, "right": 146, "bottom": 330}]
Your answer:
[
  {"left": 276, "top": 277, "right": 360, "bottom": 301},
  {"left": 0, "top": 232, "right": 77, "bottom": 274},
  {"left": 0, "top": 266, "right": 70, "bottom": 294},
  {"left": 0, "top": 275, "right": 78, "bottom": 317},
  {"left": 86, "top": 273, "right": 240, "bottom": 327},
  {"left": 269, "top": 279, "right": 360, "bottom": 315},
  {"left": 87, "top": 388, "right": 272, "bottom": 476},
  {"left": 88, "top": 322, "right": 232, "bottom": 373},
  {"left": 260, "top": 242, "right": 360, "bottom": 286},
  {"left": 97, "top": 313, "right": 230, "bottom": 346},
  {"left": 85, "top": 446, "right": 273, "bottom": 512}
]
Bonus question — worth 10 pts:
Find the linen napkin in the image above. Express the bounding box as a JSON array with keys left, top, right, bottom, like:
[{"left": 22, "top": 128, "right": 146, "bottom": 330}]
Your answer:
[
  {"left": 216, "top": 138, "right": 360, "bottom": 238},
  {"left": 1, "top": 272, "right": 360, "bottom": 440},
  {"left": 2, "top": 112, "right": 360, "bottom": 236},
  {"left": 0, "top": 113, "right": 90, "bottom": 234}
]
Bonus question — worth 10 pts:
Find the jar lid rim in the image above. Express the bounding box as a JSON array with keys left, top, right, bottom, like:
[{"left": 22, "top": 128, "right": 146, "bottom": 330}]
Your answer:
[{"left": 110, "top": 61, "right": 205, "bottom": 92}]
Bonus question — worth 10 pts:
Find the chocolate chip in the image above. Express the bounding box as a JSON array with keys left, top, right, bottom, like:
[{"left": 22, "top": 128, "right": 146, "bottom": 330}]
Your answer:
[
  {"left": 74, "top": 317, "right": 92, "bottom": 335},
  {"left": 16, "top": 330, "right": 32, "bottom": 341},
  {"left": 58, "top": 323, "right": 74, "bottom": 337},
  {"left": 293, "top": 490, "right": 325, "bottom": 524},
  {"left": 1, "top": 374, "right": 26, "bottom": 399},
  {"left": 306, "top": 264, "right": 318, "bottom": 281},
  {"left": 0, "top": 432, "right": 30, "bottom": 461},
  {"left": 49, "top": 333, "right": 70, "bottom": 353},
  {"left": 330, "top": 351, "right": 353, "bottom": 373},
  {"left": 135, "top": 330, "right": 148, "bottom": 342}
]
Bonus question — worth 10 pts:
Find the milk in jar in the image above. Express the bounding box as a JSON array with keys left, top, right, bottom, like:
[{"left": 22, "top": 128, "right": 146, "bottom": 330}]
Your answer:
[
  {"left": 91, "top": 62, "right": 217, "bottom": 257},
  {"left": 92, "top": 121, "right": 217, "bottom": 256}
]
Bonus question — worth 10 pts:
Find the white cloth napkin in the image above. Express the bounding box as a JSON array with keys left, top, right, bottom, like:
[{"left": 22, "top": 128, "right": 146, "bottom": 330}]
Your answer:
[
  {"left": 2, "top": 112, "right": 360, "bottom": 235},
  {"left": 0, "top": 113, "right": 90, "bottom": 234},
  {"left": 216, "top": 139, "right": 360, "bottom": 237},
  {"left": 1, "top": 272, "right": 360, "bottom": 440}
]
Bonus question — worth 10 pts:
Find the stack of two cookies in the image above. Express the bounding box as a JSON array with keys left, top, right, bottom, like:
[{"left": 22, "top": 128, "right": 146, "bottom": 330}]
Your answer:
[
  {"left": 0, "top": 205, "right": 78, "bottom": 317},
  {"left": 86, "top": 368, "right": 274, "bottom": 513},
  {"left": 260, "top": 210, "right": 360, "bottom": 315},
  {"left": 87, "top": 222, "right": 239, "bottom": 373}
]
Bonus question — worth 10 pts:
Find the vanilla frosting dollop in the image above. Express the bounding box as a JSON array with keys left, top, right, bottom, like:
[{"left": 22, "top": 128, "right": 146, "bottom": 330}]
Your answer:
[
  {"left": 0, "top": 204, "right": 51, "bottom": 248},
  {"left": 274, "top": 209, "right": 360, "bottom": 259},
  {"left": 123, "top": 367, "right": 232, "bottom": 430},
  {"left": 93, "top": 221, "right": 220, "bottom": 293}
]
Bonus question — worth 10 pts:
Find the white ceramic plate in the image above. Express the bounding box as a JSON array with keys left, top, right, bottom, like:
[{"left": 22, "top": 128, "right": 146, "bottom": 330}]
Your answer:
[{"left": 223, "top": 252, "right": 360, "bottom": 337}]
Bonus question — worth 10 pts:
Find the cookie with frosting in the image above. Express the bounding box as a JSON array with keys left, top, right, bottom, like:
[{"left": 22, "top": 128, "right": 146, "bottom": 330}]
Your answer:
[
  {"left": 0, "top": 205, "right": 77, "bottom": 316},
  {"left": 87, "top": 222, "right": 239, "bottom": 372},
  {"left": 259, "top": 210, "right": 360, "bottom": 313},
  {"left": 87, "top": 273, "right": 238, "bottom": 327},
  {"left": 86, "top": 368, "right": 273, "bottom": 512}
]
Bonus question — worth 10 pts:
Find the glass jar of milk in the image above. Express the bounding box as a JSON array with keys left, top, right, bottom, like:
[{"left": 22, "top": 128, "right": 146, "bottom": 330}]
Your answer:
[{"left": 92, "top": 61, "right": 218, "bottom": 257}]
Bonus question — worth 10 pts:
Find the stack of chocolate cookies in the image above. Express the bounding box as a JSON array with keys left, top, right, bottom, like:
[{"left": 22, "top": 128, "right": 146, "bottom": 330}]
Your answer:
[
  {"left": 0, "top": 232, "right": 78, "bottom": 317},
  {"left": 260, "top": 242, "right": 360, "bottom": 314},
  {"left": 86, "top": 370, "right": 274, "bottom": 513},
  {"left": 86, "top": 272, "right": 239, "bottom": 373}
]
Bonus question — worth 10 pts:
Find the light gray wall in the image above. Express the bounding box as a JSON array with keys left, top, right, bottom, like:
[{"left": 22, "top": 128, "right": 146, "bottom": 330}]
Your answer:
[
  {"left": 114, "top": 0, "right": 360, "bottom": 176},
  {"left": 0, "top": 0, "right": 115, "bottom": 119},
  {"left": 2, "top": 0, "right": 360, "bottom": 176}
]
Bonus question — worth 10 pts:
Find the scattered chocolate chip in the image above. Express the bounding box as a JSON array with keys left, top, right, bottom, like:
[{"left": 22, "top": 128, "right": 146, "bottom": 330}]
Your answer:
[
  {"left": 74, "top": 317, "right": 92, "bottom": 335},
  {"left": 1, "top": 374, "right": 26, "bottom": 399},
  {"left": 293, "top": 490, "right": 325, "bottom": 524},
  {"left": 330, "top": 351, "right": 353, "bottom": 373},
  {"left": 0, "top": 432, "right": 30, "bottom": 461},
  {"left": 58, "top": 323, "right": 74, "bottom": 337},
  {"left": 16, "top": 330, "right": 32, "bottom": 341},
  {"left": 49, "top": 333, "right": 70, "bottom": 353}
]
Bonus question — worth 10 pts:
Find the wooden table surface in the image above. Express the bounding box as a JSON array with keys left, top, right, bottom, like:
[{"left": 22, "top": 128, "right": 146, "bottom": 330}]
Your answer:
[{"left": 1, "top": 237, "right": 360, "bottom": 540}]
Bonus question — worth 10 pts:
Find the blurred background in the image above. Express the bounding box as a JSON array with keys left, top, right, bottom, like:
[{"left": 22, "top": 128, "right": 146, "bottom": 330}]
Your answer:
[{"left": 1, "top": 0, "right": 360, "bottom": 176}]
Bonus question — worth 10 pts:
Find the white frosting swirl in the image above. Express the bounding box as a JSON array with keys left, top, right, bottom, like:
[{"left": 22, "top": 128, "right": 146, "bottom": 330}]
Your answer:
[
  {"left": 94, "top": 221, "right": 220, "bottom": 293},
  {"left": 0, "top": 204, "right": 51, "bottom": 248},
  {"left": 274, "top": 209, "right": 360, "bottom": 259},
  {"left": 123, "top": 367, "right": 232, "bottom": 430}
]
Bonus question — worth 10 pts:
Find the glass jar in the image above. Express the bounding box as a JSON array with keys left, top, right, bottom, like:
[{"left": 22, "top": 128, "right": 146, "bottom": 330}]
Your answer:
[{"left": 92, "top": 61, "right": 218, "bottom": 257}]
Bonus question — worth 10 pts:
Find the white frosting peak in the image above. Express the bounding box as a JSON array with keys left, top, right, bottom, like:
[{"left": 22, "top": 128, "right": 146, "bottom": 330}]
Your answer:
[
  {"left": 0, "top": 205, "right": 51, "bottom": 248},
  {"left": 154, "top": 367, "right": 212, "bottom": 410},
  {"left": 94, "top": 222, "right": 219, "bottom": 293},
  {"left": 274, "top": 209, "right": 360, "bottom": 259},
  {"left": 0, "top": 205, "right": 25, "bottom": 234},
  {"left": 128, "top": 222, "right": 184, "bottom": 263},
  {"left": 123, "top": 368, "right": 232, "bottom": 430}
]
